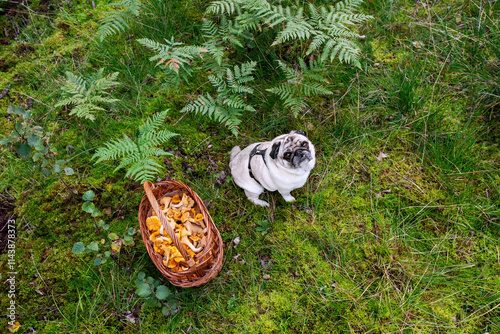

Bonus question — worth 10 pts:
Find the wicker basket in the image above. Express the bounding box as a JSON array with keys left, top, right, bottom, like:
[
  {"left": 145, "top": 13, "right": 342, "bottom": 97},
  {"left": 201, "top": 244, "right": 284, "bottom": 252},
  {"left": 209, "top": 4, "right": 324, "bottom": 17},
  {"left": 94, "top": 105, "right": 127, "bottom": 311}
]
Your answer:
[{"left": 138, "top": 180, "right": 224, "bottom": 288}]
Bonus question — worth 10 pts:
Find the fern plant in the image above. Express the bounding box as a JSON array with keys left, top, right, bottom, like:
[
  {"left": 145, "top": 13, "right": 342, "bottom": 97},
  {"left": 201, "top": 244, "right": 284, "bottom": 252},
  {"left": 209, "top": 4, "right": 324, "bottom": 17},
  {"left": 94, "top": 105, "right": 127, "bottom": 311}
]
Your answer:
[
  {"left": 92, "top": 110, "right": 177, "bottom": 184},
  {"left": 267, "top": 60, "right": 333, "bottom": 116},
  {"left": 137, "top": 37, "right": 209, "bottom": 87},
  {"left": 55, "top": 69, "right": 120, "bottom": 121},
  {"left": 200, "top": 16, "right": 252, "bottom": 76},
  {"left": 206, "top": 0, "right": 372, "bottom": 67},
  {"left": 97, "top": 0, "right": 142, "bottom": 42},
  {"left": 181, "top": 62, "right": 257, "bottom": 135}
]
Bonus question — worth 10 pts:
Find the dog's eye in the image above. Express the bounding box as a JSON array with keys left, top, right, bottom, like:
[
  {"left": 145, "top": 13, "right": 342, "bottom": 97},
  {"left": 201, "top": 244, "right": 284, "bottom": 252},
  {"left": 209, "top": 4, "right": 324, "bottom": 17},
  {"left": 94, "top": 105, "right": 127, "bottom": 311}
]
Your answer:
[
  {"left": 301, "top": 142, "right": 308, "bottom": 148},
  {"left": 284, "top": 152, "right": 292, "bottom": 159}
]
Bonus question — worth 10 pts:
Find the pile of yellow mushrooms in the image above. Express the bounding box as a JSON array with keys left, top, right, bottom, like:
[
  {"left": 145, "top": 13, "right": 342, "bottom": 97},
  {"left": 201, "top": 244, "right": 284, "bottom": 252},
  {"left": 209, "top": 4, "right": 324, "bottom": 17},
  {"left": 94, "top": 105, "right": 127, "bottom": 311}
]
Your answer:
[{"left": 146, "top": 193, "right": 207, "bottom": 272}]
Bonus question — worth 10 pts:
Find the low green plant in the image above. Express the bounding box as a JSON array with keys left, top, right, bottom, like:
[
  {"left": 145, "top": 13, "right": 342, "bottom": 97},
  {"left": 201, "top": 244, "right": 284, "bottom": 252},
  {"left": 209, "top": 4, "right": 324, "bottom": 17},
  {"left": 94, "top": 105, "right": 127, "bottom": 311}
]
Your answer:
[
  {"left": 92, "top": 109, "right": 177, "bottom": 183},
  {"left": 135, "top": 272, "right": 179, "bottom": 316},
  {"left": 81, "top": 190, "right": 101, "bottom": 218},
  {"left": 256, "top": 219, "right": 271, "bottom": 235},
  {"left": 72, "top": 190, "right": 136, "bottom": 266},
  {"left": 55, "top": 69, "right": 120, "bottom": 121},
  {"left": 0, "top": 104, "right": 75, "bottom": 192}
]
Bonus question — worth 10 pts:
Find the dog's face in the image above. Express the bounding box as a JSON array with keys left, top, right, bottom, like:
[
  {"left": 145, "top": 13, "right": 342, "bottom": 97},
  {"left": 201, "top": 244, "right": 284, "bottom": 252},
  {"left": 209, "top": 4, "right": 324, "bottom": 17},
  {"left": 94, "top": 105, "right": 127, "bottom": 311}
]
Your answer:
[{"left": 269, "top": 130, "right": 315, "bottom": 171}]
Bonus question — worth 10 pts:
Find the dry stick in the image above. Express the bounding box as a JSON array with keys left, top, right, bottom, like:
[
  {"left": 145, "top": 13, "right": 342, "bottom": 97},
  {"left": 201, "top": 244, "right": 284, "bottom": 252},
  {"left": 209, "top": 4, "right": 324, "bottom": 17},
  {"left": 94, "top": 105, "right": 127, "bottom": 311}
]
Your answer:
[{"left": 56, "top": 171, "right": 78, "bottom": 199}]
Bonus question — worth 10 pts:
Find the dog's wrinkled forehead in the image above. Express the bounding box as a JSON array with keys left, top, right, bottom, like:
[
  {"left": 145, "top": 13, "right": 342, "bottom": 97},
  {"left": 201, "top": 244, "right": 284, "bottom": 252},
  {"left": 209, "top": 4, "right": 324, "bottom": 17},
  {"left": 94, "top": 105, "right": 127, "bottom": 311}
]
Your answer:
[{"left": 283, "top": 134, "right": 309, "bottom": 149}]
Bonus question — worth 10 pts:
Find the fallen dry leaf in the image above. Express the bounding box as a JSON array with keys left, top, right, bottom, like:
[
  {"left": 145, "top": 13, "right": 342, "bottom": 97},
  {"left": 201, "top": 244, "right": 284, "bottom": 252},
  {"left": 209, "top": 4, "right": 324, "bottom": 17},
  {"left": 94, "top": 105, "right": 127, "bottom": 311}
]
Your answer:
[{"left": 377, "top": 152, "right": 389, "bottom": 162}]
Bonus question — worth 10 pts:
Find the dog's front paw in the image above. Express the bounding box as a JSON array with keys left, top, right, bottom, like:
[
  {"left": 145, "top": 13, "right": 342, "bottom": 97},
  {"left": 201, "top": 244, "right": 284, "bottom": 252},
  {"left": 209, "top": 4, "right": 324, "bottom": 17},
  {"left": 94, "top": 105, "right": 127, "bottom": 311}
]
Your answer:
[
  {"left": 252, "top": 199, "right": 270, "bottom": 207},
  {"left": 281, "top": 194, "right": 296, "bottom": 202},
  {"left": 244, "top": 190, "right": 269, "bottom": 207}
]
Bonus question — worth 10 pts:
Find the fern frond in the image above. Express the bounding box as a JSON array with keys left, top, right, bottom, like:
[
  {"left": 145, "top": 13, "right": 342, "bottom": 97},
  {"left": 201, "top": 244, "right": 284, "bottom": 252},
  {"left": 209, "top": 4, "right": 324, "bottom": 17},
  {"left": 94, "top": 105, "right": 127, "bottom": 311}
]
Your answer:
[
  {"left": 267, "top": 59, "right": 332, "bottom": 117},
  {"left": 56, "top": 69, "right": 121, "bottom": 120},
  {"left": 92, "top": 135, "right": 138, "bottom": 164},
  {"left": 93, "top": 72, "right": 120, "bottom": 91},
  {"left": 126, "top": 157, "right": 165, "bottom": 184},
  {"left": 283, "top": 97, "right": 308, "bottom": 117},
  {"left": 139, "top": 109, "right": 169, "bottom": 135},
  {"left": 68, "top": 104, "right": 104, "bottom": 120},
  {"left": 223, "top": 96, "right": 255, "bottom": 111},
  {"left": 205, "top": 0, "right": 242, "bottom": 15},
  {"left": 97, "top": 0, "right": 142, "bottom": 42},
  {"left": 93, "top": 110, "right": 177, "bottom": 183},
  {"left": 183, "top": 94, "right": 241, "bottom": 135},
  {"left": 138, "top": 37, "right": 208, "bottom": 72},
  {"left": 139, "top": 129, "right": 178, "bottom": 149}
]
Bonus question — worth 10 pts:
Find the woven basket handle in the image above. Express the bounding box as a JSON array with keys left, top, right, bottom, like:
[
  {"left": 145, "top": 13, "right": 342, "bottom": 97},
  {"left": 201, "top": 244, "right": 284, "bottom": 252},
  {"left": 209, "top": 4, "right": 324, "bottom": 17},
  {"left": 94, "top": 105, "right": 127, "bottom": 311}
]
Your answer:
[{"left": 143, "top": 181, "right": 195, "bottom": 268}]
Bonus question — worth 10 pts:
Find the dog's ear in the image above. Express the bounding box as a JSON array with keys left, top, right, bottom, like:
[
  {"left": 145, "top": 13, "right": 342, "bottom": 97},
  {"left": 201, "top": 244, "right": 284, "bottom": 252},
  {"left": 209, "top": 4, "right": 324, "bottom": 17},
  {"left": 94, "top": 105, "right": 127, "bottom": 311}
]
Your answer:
[
  {"left": 293, "top": 129, "right": 307, "bottom": 136},
  {"left": 270, "top": 141, "right": 281, "bottom": 159}
]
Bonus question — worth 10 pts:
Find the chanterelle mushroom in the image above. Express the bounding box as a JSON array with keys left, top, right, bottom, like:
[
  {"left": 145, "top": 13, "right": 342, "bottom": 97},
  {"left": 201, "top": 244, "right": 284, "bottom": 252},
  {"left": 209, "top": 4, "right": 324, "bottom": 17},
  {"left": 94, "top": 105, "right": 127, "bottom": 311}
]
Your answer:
[
  {"left": 171, "top": 193, "right": 189, "bottom": 209},
  {"left": 184, "top": 221, "right": 206, "bottom": 235},
  {"left": 181, "top": 235, "right": 204, "bottom": 253},
  {"left": 160, "top": 196, "right": 172, "bottom": 208}
]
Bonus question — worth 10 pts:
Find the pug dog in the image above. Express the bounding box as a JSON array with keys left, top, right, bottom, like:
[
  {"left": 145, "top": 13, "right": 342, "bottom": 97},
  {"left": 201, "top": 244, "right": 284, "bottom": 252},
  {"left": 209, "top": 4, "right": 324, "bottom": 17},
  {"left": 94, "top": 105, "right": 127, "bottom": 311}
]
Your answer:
[{"left": 229, "top": 130, "right": 315, "bottom": 207}]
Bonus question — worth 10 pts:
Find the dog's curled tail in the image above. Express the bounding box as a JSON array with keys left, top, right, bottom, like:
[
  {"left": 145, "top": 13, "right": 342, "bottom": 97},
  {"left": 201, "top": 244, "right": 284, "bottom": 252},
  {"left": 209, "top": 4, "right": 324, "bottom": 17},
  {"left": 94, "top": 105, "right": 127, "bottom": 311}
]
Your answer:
[{"left": 230, "top": 146, "right": 241, "bottom": 161}]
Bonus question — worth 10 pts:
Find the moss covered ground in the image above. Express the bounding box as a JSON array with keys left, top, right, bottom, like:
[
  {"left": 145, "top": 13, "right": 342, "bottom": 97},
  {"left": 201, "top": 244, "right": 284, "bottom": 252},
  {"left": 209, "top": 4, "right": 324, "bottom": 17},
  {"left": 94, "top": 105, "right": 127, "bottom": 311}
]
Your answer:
[{"left": 0, "top": 0, "right": 499, "bottom": 333}]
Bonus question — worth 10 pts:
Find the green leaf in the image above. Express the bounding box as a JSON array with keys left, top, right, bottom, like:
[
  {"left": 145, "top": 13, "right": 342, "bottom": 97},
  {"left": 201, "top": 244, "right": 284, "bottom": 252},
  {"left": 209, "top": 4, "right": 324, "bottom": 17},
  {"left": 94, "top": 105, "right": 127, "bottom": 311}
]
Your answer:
[
  {"left": 104, "top": 251, "right": 111, "bottom": 258},
  {"left": 32, "top": 152, "right": 43, "bottom": 162},
  {"left": 82, "top": 190, "right": 95, "bottom": 201},
  {"left": 8, "top": 104, "right": 26, "bottom": 117},
  {"left": 17, "top": 143, "right": 31, "bottom": 159},
  {"left": 42, "top": 167, "right": 51, "bottom": 177},
  {"left": 138, "top": 272, "right": 146, "bottom": 280},
  {"left": 91, "top": 209, "right": 101, "bottom": 217},
  {"left": 127, "top": 227, "right": 136, "bottom": 235},
  {"left": 123, "top": 235, "right": 134, "bottom": 246},
  {"left": 144, "top": 296, "right": 160, "bottom": 307},
  {"left": 82, "top": 201, "right": 97, "bottom": 214},
  {"left": 0, "top": 137, "right": 12, "bottom": 145},
  {"left": 53, "top": 165, "right": 61, "bottom": 173},
  {"left": 155, "top": 285, "right": 171, "bottom": 300},
  {"left": 72, "top": 242, "right": 85, "bottom": 254},
  {"left": 167, "top": 299, "right": 179, "bottom": 313},
  {"left": 27, "top": 135, "right": 41, "bottom": 147},
  {"left": 88, "top": 241, "right": 99, "bottom": 252},
  {"left": 93, "top": 257, "right": 102, "bottom": 266},
  {"left": 56, "top": 159, "right": 66, "bottom": 165},
  {"left": 108, "top": 232, "right": 119, "bottom": 241},
  {"left": 136, "top": 282, "right": 152, "bottom": 298},
  {"left": 64, "top": 167, "right": 74, "bottom": 175},
  {"left": 15, "top": 121, "right": 23, "bottom": 133},
  {"left": 34, "top": 140, "right": 46, "bottom": 151},
  {"left": 162, "top": 306, "right": 170, "bottom": 316}
]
